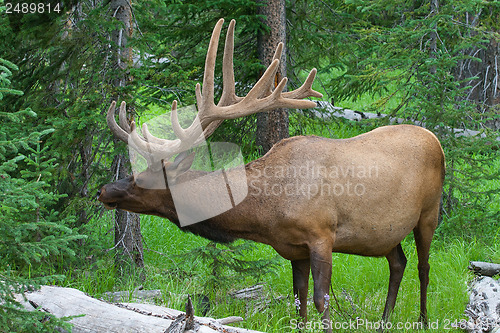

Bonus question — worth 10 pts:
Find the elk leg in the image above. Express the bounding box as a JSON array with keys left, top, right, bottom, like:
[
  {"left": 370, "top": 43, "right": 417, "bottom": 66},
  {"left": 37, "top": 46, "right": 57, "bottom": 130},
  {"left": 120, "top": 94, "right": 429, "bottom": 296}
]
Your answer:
[
  {"left": 310, "top": 247, "right": 333, "bottom": 333},
  {"left": 382, "top": 243, "right": 407, "bottom": 322},
  {"left": 413, "top": 219, "right": 436, "bottom": 327},
  {"left": 292, "top": 259, "right": 310, "bottom": 321}
]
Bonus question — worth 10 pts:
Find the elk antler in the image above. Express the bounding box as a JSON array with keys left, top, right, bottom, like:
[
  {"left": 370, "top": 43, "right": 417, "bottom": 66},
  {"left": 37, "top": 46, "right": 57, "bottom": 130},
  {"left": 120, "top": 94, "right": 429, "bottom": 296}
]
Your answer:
[{"left": 107, "top": 18, "right": 323, "bottom": 167}]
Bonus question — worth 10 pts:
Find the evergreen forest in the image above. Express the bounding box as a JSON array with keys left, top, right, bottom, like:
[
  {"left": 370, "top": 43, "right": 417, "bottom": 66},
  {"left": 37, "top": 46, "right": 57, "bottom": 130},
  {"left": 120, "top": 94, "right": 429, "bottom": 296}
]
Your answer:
[{"left": 0, "top": 0, "right": 499, "bottom": 332}]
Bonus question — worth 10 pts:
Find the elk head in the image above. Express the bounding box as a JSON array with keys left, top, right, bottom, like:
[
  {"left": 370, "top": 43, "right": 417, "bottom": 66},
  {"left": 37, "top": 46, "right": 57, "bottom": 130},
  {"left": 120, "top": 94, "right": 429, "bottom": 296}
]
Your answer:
[{"left": 97, "top": 18, "right": 323, "bottom": 220}]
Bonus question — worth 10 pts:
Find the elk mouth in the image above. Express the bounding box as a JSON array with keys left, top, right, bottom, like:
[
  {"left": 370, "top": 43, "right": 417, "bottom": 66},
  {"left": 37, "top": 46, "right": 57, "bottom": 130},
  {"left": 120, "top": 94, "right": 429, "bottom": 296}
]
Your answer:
[
  {"left": 102, "top": 202, "right": 118, "bottom": 210},
  {"left": 97, "top": 188, "right": 119, "bottom": 210}
]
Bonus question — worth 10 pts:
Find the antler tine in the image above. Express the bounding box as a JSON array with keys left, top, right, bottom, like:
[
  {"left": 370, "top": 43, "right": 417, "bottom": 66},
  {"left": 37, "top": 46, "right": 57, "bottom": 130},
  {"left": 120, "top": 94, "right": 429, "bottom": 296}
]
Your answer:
[
  {"left": 118, "top": 101, "right": 131, "bottom": 133},
  {"left": 107, "top": 101, "right": 130, "bottom": 143},
  {"left": 194, "top": 19, "right": 321, "bottom": 138},
  {"left": 273, "top": 43, "right": 284, "bottom": 63},
  {"left": 138, "top": 100, "right": 203, "bottom": 146},
  {"left": 283, "top": 68, "right": 323, "bottom": 100},
  {"left": 201, "top": 19, "right": 241, "bottom": 139},
  {"left": 199, "top": 18, "right": 224, "bottom": 118},
  {"left": 216, "top": 61, "right": 319, "bottom": 117},
  {"left": 243, "top": 59, "right": 281, "bottom": 106},
  {"left": 273, "top": 42, "right": 284, "bottom": 63},
  {"left": 219, "top": 19, "right": 242, "bottom": 107},
  {"left": 142, "top": 123, "right": 164, "bottom": 145},
  {"left": 129, "top": 120, "right": 186, "bottom": 165},
  {"left": 187, "top": 18, "right": 240, "bottom": 141},
  {"left": 194, "top": 18, "right": 322, "bottom": 123},
  {"left": 210, "top": 58, "right": 280, "bottom": 120},
  {"left": 170, "top": 100, "right": 190, "bottom": 141},
  {"left": 107, "top": 100, "right": 177, "bottom": 166},
  {"left": 264, "top": 42, "right": 284, "bottom": 97},
  {"left": 129, "top": 121, "right": 147, "bottom": 149},
  {"left": 201, "top": 30, "right": 283, "bottom": 138}
]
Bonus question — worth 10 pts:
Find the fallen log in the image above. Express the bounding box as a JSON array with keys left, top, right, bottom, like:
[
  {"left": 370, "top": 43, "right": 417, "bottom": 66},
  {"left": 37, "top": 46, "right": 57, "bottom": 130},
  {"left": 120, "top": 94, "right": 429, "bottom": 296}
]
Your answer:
[
  {"left": 229, "top": 284, "right": 286, "bottom": 317},
  {"left": 469, "top": 261, "right": 500, "bottom": 277},
  {"left": 459, "top": 276, "right": 500, "bottom": 333},
  {"left": 311, "top": 101, "right": 500, "bottom": 141},
  {"left": 103, "top": 288, "right": 210, "bottom": 316},
  {"left": 16, "top": 286, "right": 263, "bottom": 333},
  {"left": 104, "top": 288, "right": 164, "bottom": 302},
  {"left": 230, "top": 284, "right": 265, "bottom": 300}
]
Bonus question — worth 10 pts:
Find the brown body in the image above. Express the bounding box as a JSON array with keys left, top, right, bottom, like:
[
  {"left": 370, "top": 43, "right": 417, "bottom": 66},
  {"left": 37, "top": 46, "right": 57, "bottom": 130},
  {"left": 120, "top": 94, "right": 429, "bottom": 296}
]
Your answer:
[
  {"left": 233, "top": 125, "right": 443, "bottom": 260},
  {"left": 98, "top": 19, "right": 445, "bottom": 332}
]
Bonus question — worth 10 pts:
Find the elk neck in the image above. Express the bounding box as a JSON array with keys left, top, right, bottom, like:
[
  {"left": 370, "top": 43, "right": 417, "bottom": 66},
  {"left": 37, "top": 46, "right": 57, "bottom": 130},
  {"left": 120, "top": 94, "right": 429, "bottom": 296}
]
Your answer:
[{"left": 159, "top": 164, "right": 269, "bottom": 245}]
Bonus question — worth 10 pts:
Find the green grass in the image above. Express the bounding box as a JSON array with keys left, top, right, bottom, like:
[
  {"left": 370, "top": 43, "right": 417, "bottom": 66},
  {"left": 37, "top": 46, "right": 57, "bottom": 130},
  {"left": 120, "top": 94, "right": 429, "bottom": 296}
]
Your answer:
[{"left": 63, "top": 210, "right": 499, "bottom": 332}]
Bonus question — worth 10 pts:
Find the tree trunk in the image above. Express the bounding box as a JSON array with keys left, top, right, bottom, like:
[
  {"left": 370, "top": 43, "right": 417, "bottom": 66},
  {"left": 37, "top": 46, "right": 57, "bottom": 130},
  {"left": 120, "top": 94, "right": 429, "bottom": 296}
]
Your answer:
[
  {"left": 256, "top": 0, "right": 289, "bottom": 154},
  {"left": 429, "top": 0, "right": 439, "bottom": 75},
  {"left": 110, "top": 152, "right": 144, "bottom": 271},
  {"left": 109, "top": 0, "right": 144, "bottom": 270},
  {"left": 114, "top": 153, "right": 144, "bottom": 270}
]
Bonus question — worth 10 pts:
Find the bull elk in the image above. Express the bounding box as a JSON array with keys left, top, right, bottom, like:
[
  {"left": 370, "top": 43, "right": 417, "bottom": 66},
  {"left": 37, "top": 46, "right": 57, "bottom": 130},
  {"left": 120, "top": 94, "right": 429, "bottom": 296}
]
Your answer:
[{"left": 98, "top": 18, "right": 445, "bottom": 332}]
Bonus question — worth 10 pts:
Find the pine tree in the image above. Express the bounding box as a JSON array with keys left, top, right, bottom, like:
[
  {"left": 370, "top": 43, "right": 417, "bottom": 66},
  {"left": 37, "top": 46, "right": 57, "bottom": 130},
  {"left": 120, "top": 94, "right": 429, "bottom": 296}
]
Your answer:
[{"left": 0, "top": 58, "right": 83, "bottom": 332}]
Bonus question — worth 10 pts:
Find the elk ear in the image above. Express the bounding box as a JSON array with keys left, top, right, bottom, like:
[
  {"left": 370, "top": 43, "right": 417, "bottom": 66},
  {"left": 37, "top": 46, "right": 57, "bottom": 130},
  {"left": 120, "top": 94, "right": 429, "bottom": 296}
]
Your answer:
[
  {"left": 165, "top": 151, "right": 196, "bottom": 181},
  {"left": 173, "top": 151, "right": 196, "bottom": 173}
]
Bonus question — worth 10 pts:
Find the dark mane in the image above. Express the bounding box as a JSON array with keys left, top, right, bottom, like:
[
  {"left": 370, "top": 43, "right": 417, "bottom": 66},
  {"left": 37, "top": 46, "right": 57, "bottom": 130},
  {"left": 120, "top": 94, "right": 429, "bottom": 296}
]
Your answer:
[{"left": 168, "top": 216, "right": 237, "bottom": 244}]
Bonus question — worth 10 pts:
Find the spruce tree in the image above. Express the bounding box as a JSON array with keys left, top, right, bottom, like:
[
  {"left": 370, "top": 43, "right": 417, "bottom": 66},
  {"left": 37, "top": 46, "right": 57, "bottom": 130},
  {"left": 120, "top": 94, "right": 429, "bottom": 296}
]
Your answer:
[{"left": 0, "top": 58, "right": 82, "bottom": 332}]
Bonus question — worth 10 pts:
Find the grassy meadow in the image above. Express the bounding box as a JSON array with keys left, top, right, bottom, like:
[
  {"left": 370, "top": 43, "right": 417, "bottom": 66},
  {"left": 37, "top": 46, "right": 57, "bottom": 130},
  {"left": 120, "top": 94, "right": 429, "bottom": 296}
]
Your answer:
[{"left": 63, "top": 209, "right": 500, "bottom": 332}]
